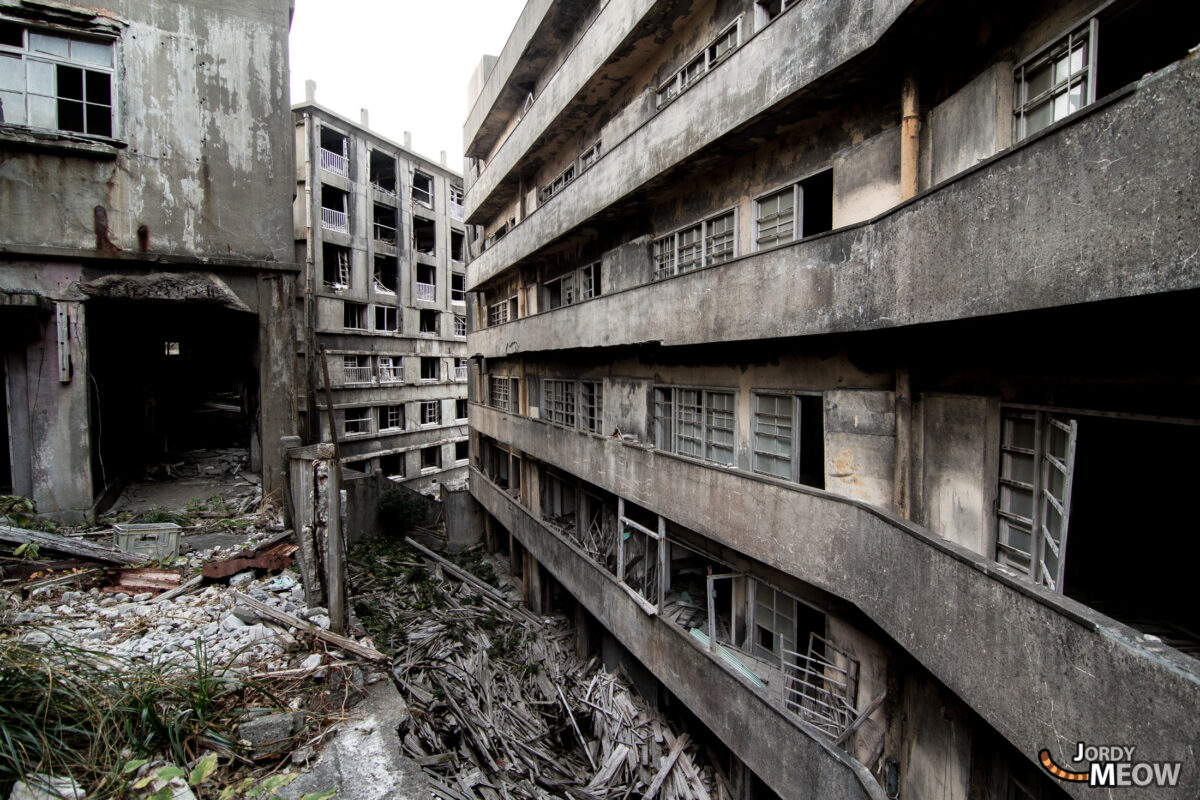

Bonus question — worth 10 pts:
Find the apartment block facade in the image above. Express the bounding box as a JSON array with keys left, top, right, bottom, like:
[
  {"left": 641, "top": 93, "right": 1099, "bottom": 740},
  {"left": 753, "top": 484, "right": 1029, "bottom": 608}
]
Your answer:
[
  {"left": 0, "top": 0, "right": 297, "bottom": 519},
  {"left": 293, "top": 99, "right": 469, "bottom": 494},
  {"left": 463, "top": 1, "right": 1200, "bottom": 798}
]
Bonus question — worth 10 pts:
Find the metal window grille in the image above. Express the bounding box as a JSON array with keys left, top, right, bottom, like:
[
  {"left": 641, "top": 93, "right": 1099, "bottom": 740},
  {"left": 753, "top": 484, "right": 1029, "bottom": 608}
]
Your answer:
[
  {"left": 489, "top": 375, "right": 510, "bottom": 411},
  {"left": 454, "top": 315, "right": 467, "bottom": 337},
  {"left": 705, "top": 212, "right": 735, "bottom": 265},
  {"left": 488, "top": 301, "right": 509, "bottom": 326},
  {"left": 654, "top": 387, "right": 735, "bottom": 465},
  {"left": 581, "top": 381, "right": 603, "bottom": 432},
  {"left": 756, "top": 187, "right": 796, "bottom": 248},
  {"left": 753, "top": 393, "right": 793, "bottom": 478},
  {"left": 1014, "top": 21, "right": 1097, "bottom": 141},
  {"left": 780, "top": 633, "right": 860, "bottom": 741},
  {"left": 545, "top": 379, "right": 576, "bottom": 427}
]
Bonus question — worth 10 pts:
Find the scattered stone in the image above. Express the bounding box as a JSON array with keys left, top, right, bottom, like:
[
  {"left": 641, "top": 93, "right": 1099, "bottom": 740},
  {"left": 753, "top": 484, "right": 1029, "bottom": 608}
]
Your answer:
[
  {"left": 61, "top": 591, "right": 84, "bottom": 604},
  {"left": 220, "top": 613, "right": 246, "bottom": 632},
  {"left": 298, "top": 607, "right": 328, "bottom": 621},
  {"left": 132, "top": 593, "right": 154, "bottom": 603},
  {"left": 229, "top": 571, "right": 255, "bottom": 587},
  {"left": 8, "top": 773, "right": 85, "bottom": 800},
  {"left": 231, "top": 605, "right": 260, "bottom": 624},
  {"left": 300, "top": 653, "right": 323, "bottom": 671},
  {"left": 238, "top": 711, "right": 302, "bottom": 759}
]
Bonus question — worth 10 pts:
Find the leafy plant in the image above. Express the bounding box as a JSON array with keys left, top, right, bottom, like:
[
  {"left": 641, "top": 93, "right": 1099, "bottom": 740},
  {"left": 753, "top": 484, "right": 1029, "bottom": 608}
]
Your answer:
[
  {"left": 0, "top": 495, "right": 36, "bottom": 528},
  {"left": 13, "top": 542, "right": 40, "bottom": 560},
  {"left": 377, "top": 487, "right": 426, "bottom": 534}
]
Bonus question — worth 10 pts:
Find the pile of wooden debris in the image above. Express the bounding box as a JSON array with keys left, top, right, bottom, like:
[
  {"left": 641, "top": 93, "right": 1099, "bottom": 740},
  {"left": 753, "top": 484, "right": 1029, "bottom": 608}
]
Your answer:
[{"left": 350, "top": 537, "right": 732, "bottom": 800}]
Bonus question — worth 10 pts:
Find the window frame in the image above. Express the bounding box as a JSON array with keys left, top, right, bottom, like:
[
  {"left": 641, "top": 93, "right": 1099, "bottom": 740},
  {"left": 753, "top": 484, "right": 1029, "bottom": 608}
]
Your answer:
[
  {"left": 378, "top": 404, "right": 404, "bottom": 431},
  {"left": 653, "top": 385, "right": 737, "bottom": 466},
  {"left": 655, "top": 17, "right": 742, "bottom": 109},
  {"left": 420, "top": 399, "right": 442, "bottom": 426},
  {"left": 488, "top": 375, "right": 511, "bottom": 411},
  {"left": 412, "top": 170, "right": 434, "bottom": 208},
  {"left": 1013, "top": 19, "right": 1099, "bottom": 142},
  {"left": 343, "top": 407, "right": 371, "bottom": 436},
  {"left": 454, "top": 314, "right": 467, "bottom": 338},
  {"left": 654, "top": 207, "right": 738, "bottom": 280},
  {"left": 581, "top": 380, "right": 603, "bottom": 433},
  {"left": 753, "top": 167, "right": 834, "bottom": 251},
  {"left": 544, "top": 378, "right": 577, "bottom": 427}
]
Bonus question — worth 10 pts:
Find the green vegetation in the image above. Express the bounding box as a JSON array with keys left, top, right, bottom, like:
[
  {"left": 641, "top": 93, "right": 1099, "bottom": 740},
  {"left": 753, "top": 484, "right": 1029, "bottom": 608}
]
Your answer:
[{"left": 376, "top": 487, "right": 426, "bottom": 534}]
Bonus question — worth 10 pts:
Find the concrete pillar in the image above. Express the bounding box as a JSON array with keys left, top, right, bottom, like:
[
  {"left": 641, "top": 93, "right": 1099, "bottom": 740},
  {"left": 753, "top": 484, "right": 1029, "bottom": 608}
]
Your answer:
[
  {"left": 574, "top": 601, "right": 593, "bottom": 659},
  {"left": 305, "top": 79, "right": 316, "bottom": 103},
  {"left": 403, "top": 131, "right": 412, "bottom": 149},
  {"left": 360, "top": 108, "right": 369, "bottom": 128},
  {"left": 893, "top": 367, "right": 912, "bottom": 519},
  {"left": 258, "top": 274, "right": 298, "bottom": 502}
]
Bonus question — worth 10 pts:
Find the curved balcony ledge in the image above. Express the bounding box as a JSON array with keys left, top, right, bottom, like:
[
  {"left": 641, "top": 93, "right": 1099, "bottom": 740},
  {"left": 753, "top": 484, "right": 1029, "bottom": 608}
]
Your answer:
[
  {"left": 467, "top": 0, "right": 916, "bottom": 287},
  {"left": 469, "top": 467, "right": 885, "bottom": 800},
  {"left": 470, "top": 403, "right": 1200, "bottom": 799},
  {"left": 468, "top": 57, "right": 1200, "bottom": 358}
]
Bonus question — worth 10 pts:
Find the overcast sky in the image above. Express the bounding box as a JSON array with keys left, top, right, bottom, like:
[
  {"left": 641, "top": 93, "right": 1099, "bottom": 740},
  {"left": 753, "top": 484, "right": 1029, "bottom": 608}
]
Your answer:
[{"left": 288, "top": 1, "right": 528, "bottom": 172}]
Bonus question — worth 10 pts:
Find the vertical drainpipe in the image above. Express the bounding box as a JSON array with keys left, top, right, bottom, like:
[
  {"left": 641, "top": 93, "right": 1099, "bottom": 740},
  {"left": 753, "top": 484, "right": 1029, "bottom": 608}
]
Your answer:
[
  {"left": 302, "top": 112, "right": 317, "bottom": 442},
  {"left": 895, "top": 73, "right": 919, "bottom": 519}
]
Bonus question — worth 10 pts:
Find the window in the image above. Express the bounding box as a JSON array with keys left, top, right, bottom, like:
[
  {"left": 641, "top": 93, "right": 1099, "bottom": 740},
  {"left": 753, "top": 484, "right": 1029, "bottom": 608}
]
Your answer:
[
  {"left": 343, "top": 355, "right": 372, "bottom": 384},
  {"left": 412, "top": 171, "right": 433, "bottom": 207},
  {"left": 456, "top": 398, "right": 468, "bottom": 420},
  {"left": 754, "top": 169, "right": 834, "bottom": 250},
  {"left": 374, "top": 305, "right": 398, "bottom": 333},
  {"left": 421, "top": 445, "right": 441, "bottom": 470},
  {"left": 579, "top": 141, "right": 601, "bottom": 171},
  {"left": 995, "top": 411, "right": 1077, "bottom": 591},
  {"left": 539, "top": 161, "right": 576, "bottom": 204},
  {"left": 487, "top": 300, "right": 509, "bottom": 327},
  {"left": 323, "top": 244, "right": 351, "bottom": 288},
  {"left": 343, "top": 302, "right": 367, "bottom": 330},
  {"left": 379, "top": 453, "right": 404, "bottom": 478},
  {"left": 544, "top": 379, "right": 576, "bottom": 426},
  {"left": 451, "top": 273, "right": 466, "bottom": 304},
  {"left": 374, "top": 255, "right": 397, "bottom": 294},
  {"left": 455, "top": 358, "right": 468, "bottom": 382},
  {"left": 489, "top": 375, "right": 510, "bottom": 411},
  {"left": 655, "top": 19, "right": 741, "bottom": 108},
  {"left": 419, "top": 309, "right": 439, "bottom": 335},
  {"left": 755, "top": 0, "right": 798, "bottom": 26},
  {"left": 415, "top": 263, "right": 436, "bottom": 302},
  {"left": 545, "top": 262, "right": 601, "bottom": 309},
  {"left": 0, "top": 23, "right": 114, "bottom": 137},
  {"left": 449, "top": 185, "right": 464, "bottom": 205},
  {"left": 618, "top": 499, "right": 662, "bottom": 609},
  {"left": 378, "top": 356, "right": 402, "bottom": 383},
  {"left": 420, "top": 400, "right": 442, "bottom": 426},
  {"left": 654, "top": 387, "right": 735, "bottom": 465},
  {"left": 373, "top": 204, "right": 397, "bottom": 245},
  {"left": 580, "top": 262, "right": 600, "bottom": 300},
  {"left": 379, "top": 405, "right": 404, "bottom": 431},
  {"left": 164, "top": 341, "right": 180, "bottom": 356},
  {"left": 455, "top": 440, "right": 469, "bottom": 462},
  {"left": 752, "top": 393, "right": 824, "bottom": 488},
  {"left": 454, "top": 315, "right": 467, "bottom": 338},
  {"left": 581, "top": 381, "right": 603, "bottom": 433},
  {"left": 654, "top": 210, "right": 736, "bottom": 280},
  {"left": 1014, "top": 21, "right": 1097, "bottom": 142},
  {"left": 412, "top": 216, "right": 436, "bottom": 255},
  {"left": 420, "top": 357, "right": 440, "bottom": 382},
  {"left": 318, "top": 127, "right": 348, "bottom": 176},
  {"left": 320, "top": 185, "right": 349, "bottom": 233},
  {"left": 369, "top": 149, "right": 396, "bottom": 194},
  {"left": 451, "top": 231, "right": 465, "bottom": 262},
  {"left": 343, "top": 407, "right": 370, "bottom": 436}
]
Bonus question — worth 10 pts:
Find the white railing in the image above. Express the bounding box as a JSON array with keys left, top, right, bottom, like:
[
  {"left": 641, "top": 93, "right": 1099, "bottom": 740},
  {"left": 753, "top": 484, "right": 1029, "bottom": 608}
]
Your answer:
[
  {"left": 319, "top": 148, "right": 347, "bottom": 177},
  {"left": 455, "top": 365, "right": 468, "bottom": 382},
  {"left": 320, "top": 207, "right": 348, "bottom": 233},
  {"left": 449, "top": 201, "right": 464, "bottom": 220},
  {"left": 379, "top": 366, "right": 403, "bottom": 384},
  {"left": 373, "top": 222, "right": 397, "bottom": 245},
  {"left": 343, "top": 365, "right": 373, "bottom": 384},
  {"left": 415, "top": 282, "right": 435, "bottom": 302},
  {"left": 372, "top": 181, "right": 397, "bottom": 197}
]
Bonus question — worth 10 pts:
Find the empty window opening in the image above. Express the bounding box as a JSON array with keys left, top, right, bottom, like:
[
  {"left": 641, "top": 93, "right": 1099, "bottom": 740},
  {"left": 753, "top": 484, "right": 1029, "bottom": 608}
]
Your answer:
[
  {"left": 421, "top": 445, "right": 441, "bottom": 470},
  {"left": 378, "top": 405, "right": 404, "bottom": 431},
  {"left": 412, "top": 216, "right": 436, "bottom": 255},
  {"left": 420, "top": 357, "right": 440, "bottom": 382},
  {"left": 323, "top": 243, "right": 351, "bottom": 288},
  {"left": 342, "top": 354, "right": 371, "bottom": 384},
  {"left": 374, "top": 305, "right": 398, "bottom": 333},
  {"left": 0, "top": 24, "right": 114, "bottom": 137},
  {"left": 420, "top": 400, "right": 441, "bottom": 426},
  {"left": 451, "top": 231, "right": 465, "bottom": 262},
  {"left": 344, "top": 459, "right": 370, "bottom": 474},
  {"left": 1093, "top": 0, "right": 1200, "bottom": 101},
  {"left": 419, "top": 309, "right": 439, "bottom": 335},
  {"left": 369, "top": 149, "right": 396, "bottom": 194},
  {"left": 163, "top": 341, "right": 180, "bottom": 356},
  {"left": 542, "top": 470, "right": 577, "bottom": 531},
  {"left": 456, "top": 398, "right": 468, "bottom": 420},
  {"left": 544, "top": 261, "right": 602, "bottom": 307},
  {"left": 374, "top": 255, "right": 398, "bottom": 294},
  {"left": 412, "top": 171, "right": 434, "bottom": 207},
  {"left": 618, "top": 498, "right": 662, "bottom": 608},
  {"left": 343, "top": 302, "right": 367, "bottom": 331},
  {"left": 581, "top": 381, "right": 603, "bottom": 433},
  {"left": 415, "top": 263, "right": 436, "bottom": 302},
  {"left": 451, "top": 273, "right": 466, "bottom": 304},
  {"left": 373, "top": 204, "right": 397, "bottom": 245},
  {"left": 455, "top": 440, "right": 469, "bottom": 462},
  {"left": 320, "top": 185, "right": 349, "bottom": 232},
  {"left": 455, "top": 358, "right": 468, "bottom": 382},
  {"left": 343, "top": 407, "right": 371, "bottom": 436},
  {"left": 752, "top": 393, "right": 824, "bottom": 488},
  {"left": 379, "top": 453, "right": 404, "bottom": 479},
  {"left": 755, "top": 169, "right": 833, "bottom": 250},
  {"left": 319, "top": 127, "right": 348, "bottom": 175}
]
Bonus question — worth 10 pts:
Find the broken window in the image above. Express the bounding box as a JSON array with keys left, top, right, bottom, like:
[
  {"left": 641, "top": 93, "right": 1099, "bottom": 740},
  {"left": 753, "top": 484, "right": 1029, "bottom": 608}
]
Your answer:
[
  {"left": 618, "top": 499, "right": 663, "bottom": 610},
  {"left": 378, "top": 405, "right": 404, "bottom": 431},
  {"left": 419, "top": 309, "right": 439, "bottom": 335},
  {"left": 343, "top": 407, "right": 371, "bottom": 436},
  {"left": 374, "top": 305, "right": 398, "bottom": 333},
  {"left": 420, "top": 357, "right": 440, "bottom": 382},
  {"left": 451, "top": 273, "right": 466, "bottom": 304},
  {"left": 449, "top": 185, "right": 464, "bottom": 220},
  {"left": 342, "top": 354, "right": 371, "bottom": 384},
  {"left": 542, "top": 470, "right": 577, "bottom": 531},
  {"left": 545, "top": 272, "right": 575, "bottom": 310},
  {"left": 456, "top": 398, "right": 468, "bottom": 420},
  {"left": 412, "top": 216, "right": 436, "bottom": 256},
  {"left": 655, "top": 20, "right": 740, "bottom": 108},
  {"left": 320, "top": 185, "right": 349, "bottom": 233},
  {"left": 421, "top": 445, "right": 441, "bottom": 469},
  {"left": 654, "top": 386, "right": 735, "bottom": 465},
  {"left": 655, "top": 210, "right": 734, "bottom": 279},
  {"left": 319, "top": 127, "right": 348, "bottom": 176},
  {"left": 487, "top": 300, "right": 509, "bottom": 326},
  {"left": 752, "top": 393, "right": 824, "bottom": 488},
  {"left": 379, "top": 452, "right": 404, "bottom": 478},
  {"left": 420, "top": 400, "right": 441, "bottom": 426},
  {"left": 415, "top": 263, "right": 436, "bottom": 303},
  {"left": 369, "top": 149, "right": 396, "bottom": 194},
  {"left": 544, "top": 379, "right": 576, "bottom": 427},
  {"left": 374, "top": 255, "right": 398, "bottom": 294},
  {"left": 323, "top": 243, "right": 351, "bottom": 289},
  {"left": 163, "top": 341, "right": 181, "bottom": 356},
  {"left": 489, "top": 375, "right": 511, "bottom": 411},
  {"left": 0, "top": 23, "right": 114, "bottom": 137},
  {"left": 343, "top": 302, "right": 367, "bottom": 331},
  {"left": 412, "top": 171, "right": 434, "bottom": 207},
  {"left": 373, "top": 204, "right": 397, "bottom": 245},
  {"left": 580, "top": 262, "right": 600, "bottom": 300},
  {"left": 455, "top": 358, "right": 468, "bottom": 382},
  {"left": 454, "top": 315, "right": 467, "bottom": 338},
  {"left": 1014, "top": 20, "right": 1096, "bottom": 142},
  {"left": 754, "top": 169, "right": 833, "bottom": 250},
  {"left": 451, "top": 231, "right": 465, "bottom": 262},
  {"left": 378, "top": 356, "right": 402, "bottom": 383},
  {"left": 581, "top": 381, "right": 603, "bottom": 433},
  {"left": 455, "top": 440, "right": 469, "bottom": 462}
]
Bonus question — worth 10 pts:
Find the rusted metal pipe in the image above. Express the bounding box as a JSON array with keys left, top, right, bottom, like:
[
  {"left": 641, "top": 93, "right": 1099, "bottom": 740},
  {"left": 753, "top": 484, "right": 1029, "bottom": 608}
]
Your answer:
[{"left": 901, "top": 72, "right": 920, "bottom": 201}]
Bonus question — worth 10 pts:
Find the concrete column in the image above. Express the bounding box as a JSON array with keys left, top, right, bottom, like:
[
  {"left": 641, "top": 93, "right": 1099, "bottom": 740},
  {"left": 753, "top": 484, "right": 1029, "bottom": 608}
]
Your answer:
[
  {"left": 893, "top": 367, "right": 912, "bottom": 519},
  {"left": 258, "top": 274, "right": 298, "bottom": 501}
]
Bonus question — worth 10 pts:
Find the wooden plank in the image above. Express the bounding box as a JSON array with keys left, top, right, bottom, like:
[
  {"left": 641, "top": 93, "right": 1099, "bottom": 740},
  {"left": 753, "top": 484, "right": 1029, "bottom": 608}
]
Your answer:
[
  {"left": 228, "top": 590, "right": 387, "bottom": 662},
  {"left": 640, "top": 734, "right": 688, "bottom": 800},
  {"left": 832, "top": 691, "right": 887, "bottom": 747},
  {"left": 149, "top": 573, "right": 204, "bottom": 604},
  {"left": 0, "top": 524, "right": 142, "bottom": 565}
]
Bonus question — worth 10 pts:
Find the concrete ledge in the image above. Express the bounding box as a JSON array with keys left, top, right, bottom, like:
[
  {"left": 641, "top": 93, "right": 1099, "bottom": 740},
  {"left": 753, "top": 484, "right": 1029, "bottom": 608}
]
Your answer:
[
  {"left": 471, "top": 404, "right": 1200, "bottom": 799},
  {"left": 470, "top": 468, "right": 886, "bottom": 800},
  {"left": 469, "top": 54, "right": 1200, "bottom": 356}
]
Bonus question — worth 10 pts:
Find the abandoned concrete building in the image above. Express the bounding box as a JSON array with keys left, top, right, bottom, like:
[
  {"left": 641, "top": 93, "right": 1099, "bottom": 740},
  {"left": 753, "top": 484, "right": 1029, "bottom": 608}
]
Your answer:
[
  {"left": 0, "top": 0, "right": 297, "bottom": 520},
  {"left": 463, "top": 0, "right": 1200, "bottom": 798},
  {"left": 293, "top": 91, "right": 470, "bottom": 496}
]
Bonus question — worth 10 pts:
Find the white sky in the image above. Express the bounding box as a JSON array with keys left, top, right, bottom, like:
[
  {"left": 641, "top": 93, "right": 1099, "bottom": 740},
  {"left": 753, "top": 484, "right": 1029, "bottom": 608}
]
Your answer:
[{"left": 288, "top": 0, "right": 528, "bottom": 172}]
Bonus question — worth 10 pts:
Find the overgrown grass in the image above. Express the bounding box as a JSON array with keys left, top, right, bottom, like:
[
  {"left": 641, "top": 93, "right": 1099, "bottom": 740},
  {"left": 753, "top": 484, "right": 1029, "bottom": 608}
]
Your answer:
[{"left": 0, "top": 635, "right": 284, "bottom": 797}]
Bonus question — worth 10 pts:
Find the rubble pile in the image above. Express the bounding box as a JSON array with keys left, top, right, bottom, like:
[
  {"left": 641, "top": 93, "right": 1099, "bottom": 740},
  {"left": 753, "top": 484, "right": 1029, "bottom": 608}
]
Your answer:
[{"left": 351, "top": 538, "right": 733, "bottom": 800}]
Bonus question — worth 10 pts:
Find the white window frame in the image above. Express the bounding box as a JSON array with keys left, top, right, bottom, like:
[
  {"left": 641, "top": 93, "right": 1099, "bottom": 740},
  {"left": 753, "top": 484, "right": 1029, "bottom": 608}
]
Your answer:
[
  {"left": 343, "top": 302, "right": 367, "bottom": 331},
  {"left": 653, "top": 386, "right": 736, "bottom": 465},
  {"left": 487, "top": 299, "right": 509, "bottom": 327},
  {"left": 420, "top": 400, "right": 442, "bottom": 426},
  {"left": 1013, "top": 19, "right": 1098, "bottom": 142},
  {"left": 655, "top": 17, "right": 742, "bottom": 109},
  {"left": 343, "top": 407, "right": 371, "bottom": 436},
  {"left": 654, "top": 208, "right": 737, "bottom": 280},
  {"left": 454, "top": 314, "right": 467, "bottom": 338},
  {"left": 379, "top": 405, "right": 403, "bottom": 431},
  {"left": 419, "top": 357, "right": 440, "bottom": 383},
  {"left": 581, "top": 380, "right": 603, "bottom": 433},
  {"left": 489, "top": 375, "right": 511, "bottom": 411},
  {"left": 378, "top": 356, "right": 402, "bottom": 384},
  {"left": 544, "top": 379, "right": 577, "bottom": 427},
  {"left": 412, "top": 170, "right": 434, "bottom": 208},
  {"left": 342, "top": 354, "right": 372, "bottom": 385},
  {"left": 374, "top": 305, "right": 398, "bottom": 333},
  {"left": 753, "top": 168, "right": 834, "bottom": 251}
]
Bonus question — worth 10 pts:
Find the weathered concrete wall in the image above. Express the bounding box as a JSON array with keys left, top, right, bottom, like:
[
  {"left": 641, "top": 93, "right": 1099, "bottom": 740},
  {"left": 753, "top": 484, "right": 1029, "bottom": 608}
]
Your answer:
[
  {"left": 832, "top": 127, "right": 901, "bottom": 228},
  {"left": 918, "top": 394, "right": 998, "bottom": 557},
  {"left": 824, "top": 390, "right": 895, "bottom": 508},
  {"left": 444, "top": 484, "right": 485, "bottom": 550},
  {"left": 929, "top": 63, "right": 1012, "bottom": 187},
  {"left": 469, "top": 403, "right": 1200, "bottom": 799}
]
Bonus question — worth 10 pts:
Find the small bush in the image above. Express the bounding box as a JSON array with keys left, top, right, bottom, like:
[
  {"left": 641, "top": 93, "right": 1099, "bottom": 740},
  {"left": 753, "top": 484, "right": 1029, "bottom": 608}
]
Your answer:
[{"left": 377, "top": 487, "right": 426, "bottom": 534}]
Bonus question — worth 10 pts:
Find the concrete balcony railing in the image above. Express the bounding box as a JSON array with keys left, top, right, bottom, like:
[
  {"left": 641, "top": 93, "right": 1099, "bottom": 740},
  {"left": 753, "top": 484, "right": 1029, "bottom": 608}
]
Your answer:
[
  {"left": 470, "top": 466, "right": 885, "bottom": 800},
  {"left": 319, "top": 207, "right": 348, "bottom": 234},
  {"left": 470, "top": 403, "right": 1200, "bottom": 800},
  {"left": 469, "top": 56, "right": 1200, "bottom": 358},
  {"left": 467, "top": 0, "right": 918, "bottom": 283},
  {"left": 415, "top": 282, "right": 435, "bottom": 303},
  {"left": 319, "top": 147, "right": 347, "bottom": 177}
]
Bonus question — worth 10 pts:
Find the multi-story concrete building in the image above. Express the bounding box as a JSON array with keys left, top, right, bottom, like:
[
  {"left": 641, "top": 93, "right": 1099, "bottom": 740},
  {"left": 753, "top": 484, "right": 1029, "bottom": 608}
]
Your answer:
[
  {"left": 463, "top": 1, "right": 1200, "bottom": 798},
  {"left": 0, "top": 0, "right": 297, "bottom": 520},
  {"left": 293, "top": 93, "right": 469, "bottom": 495}
]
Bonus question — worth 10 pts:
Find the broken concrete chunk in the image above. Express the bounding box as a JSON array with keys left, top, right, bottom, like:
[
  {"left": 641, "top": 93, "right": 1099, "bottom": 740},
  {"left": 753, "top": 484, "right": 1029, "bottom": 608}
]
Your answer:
[
  {"left": 231, "top": 605, "right": 261, "bottom": 624},
  {"left": 229, "top": 571, "right": 255, "bottom": 587},
  {"left": 8, "top": 773, "right": 85, "bottom": 800},
  {"left": 238, "top": 711, "right": 302, "bottom": 759}
]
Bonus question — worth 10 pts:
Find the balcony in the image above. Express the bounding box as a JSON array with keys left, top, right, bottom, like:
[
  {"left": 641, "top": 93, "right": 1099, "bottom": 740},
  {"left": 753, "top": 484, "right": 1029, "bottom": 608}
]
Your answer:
[
  {"left": 379, "top": 366, "right": 403, "bottom": 384},
  {"left": 468, "top": 56, "right": 1200, "bottom": 358},
  {"left": 415, "top": 282, "right": 435, "bottom": 303},
  {"left": 342, "top": 365, "right": 373, "bottom": 385},
  {"left": 373, "top": 222, "right": 397, "bottom": 246},
  {"left": 320, "top": 207, "right": 348, "bottom": 234},
  {"left": 319, "top": 147, "right": 347, "bottom": 177},
  {"left": 449, "top": 200, "right": 464, "bottom": 221},
  {"left": 470, "top": 402, "right": 1200, "bottom": 798},
  {"left": 454, "top": 364, "right": 468, "bottom": 382}
]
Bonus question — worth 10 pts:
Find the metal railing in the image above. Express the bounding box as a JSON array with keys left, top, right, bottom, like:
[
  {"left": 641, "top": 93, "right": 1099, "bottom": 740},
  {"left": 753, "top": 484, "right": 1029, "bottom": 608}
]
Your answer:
[
  {"left": 320, "top": 207, "right": 348, "bottom": 233},
  {"left": 379, "top": 365, "right": 403, "bottom": 384},
  {"left": 371, "top": 181, "right": 397, "bottom": 197},
  {"left": 342, "top": 365, "right": 373, "bottom": 384},
  {"left": 449, "top": 201, "right": 464, "bottom": 220},
  {"left": 373, "top": 222, "right": 397, "bottom": 245},
  {"left": 780, "top": 634, "right": 859, "bottom": 741},
  {"left": 415, "top": 282, "right": 435, "bottom": 302},
  {"left": 455, "top": 364, "right": 468, "bottom": 382},
  {"left": 319, "top": 148, "right": 347, "bottom": 177}
]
